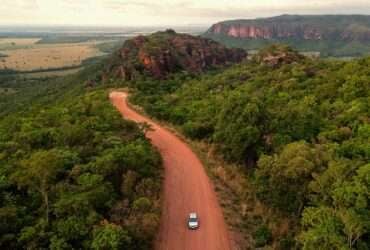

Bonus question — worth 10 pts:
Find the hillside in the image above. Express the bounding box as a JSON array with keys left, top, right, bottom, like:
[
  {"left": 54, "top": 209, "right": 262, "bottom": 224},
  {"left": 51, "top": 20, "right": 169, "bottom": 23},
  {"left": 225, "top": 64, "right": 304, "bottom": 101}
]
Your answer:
[
  {"left": 0, "top": 31, "right": 248, "bottom": 250},
  {"left": 0, "top": 67, "right": 162, "bottom": 249},
  {"left": 105, "top": 30, "right": 246, "bottom": 80},
  {"left": 204, "top": 15, "right": 370, "bottom": 57},
  {"left": 1, "top": 30, "right": 369, "bottom": 250},
  {"left": 129, "top": 45, "right": 370, "bottom": 249}
]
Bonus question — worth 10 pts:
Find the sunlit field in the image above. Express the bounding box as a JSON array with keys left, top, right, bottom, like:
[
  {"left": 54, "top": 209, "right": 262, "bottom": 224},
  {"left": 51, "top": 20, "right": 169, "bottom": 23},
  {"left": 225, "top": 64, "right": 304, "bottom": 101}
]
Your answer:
[{"left": 0, "top": 40, "right": 104, "bottom": 71}]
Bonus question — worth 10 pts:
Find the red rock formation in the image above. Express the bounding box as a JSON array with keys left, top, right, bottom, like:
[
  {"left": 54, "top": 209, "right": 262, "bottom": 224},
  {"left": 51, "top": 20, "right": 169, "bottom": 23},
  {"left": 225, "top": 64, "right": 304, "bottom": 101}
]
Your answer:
[
  {"left": 106, "top": 30, "right": 247, "bottom": 80},
  {"left": 206, "top": 15, "right": 370, "bottom": 42},
  {"left": 209, "top": 24, "right": 325, "bottom": 40}
]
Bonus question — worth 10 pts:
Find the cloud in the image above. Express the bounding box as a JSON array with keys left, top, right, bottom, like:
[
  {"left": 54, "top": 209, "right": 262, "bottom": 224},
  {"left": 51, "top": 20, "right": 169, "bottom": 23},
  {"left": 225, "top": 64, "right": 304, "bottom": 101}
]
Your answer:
[
  {"left": 0, "top": 0, "right": 370, "bottom": 26},
  {"left": 0, "top": 0, "right": 39, "bottom": 11},
  {"left": 101, "top": 0, "right": 191, "bottom": 14},
  {"left": 101, "top": 0, "right": 158, "bottom": 12},
  {"left": 98, "top": 0, "right": 370, "bottom": 21}
]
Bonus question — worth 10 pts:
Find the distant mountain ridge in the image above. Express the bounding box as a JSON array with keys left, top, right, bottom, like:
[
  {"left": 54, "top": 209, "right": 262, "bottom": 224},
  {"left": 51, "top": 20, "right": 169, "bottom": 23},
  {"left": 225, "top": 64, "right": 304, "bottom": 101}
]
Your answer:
[
  {"left": 206, "top": 15, "right": 370, "bottom": 41},
  {"left": 204, "top": 15, "right": 370, "bottom": 57}
]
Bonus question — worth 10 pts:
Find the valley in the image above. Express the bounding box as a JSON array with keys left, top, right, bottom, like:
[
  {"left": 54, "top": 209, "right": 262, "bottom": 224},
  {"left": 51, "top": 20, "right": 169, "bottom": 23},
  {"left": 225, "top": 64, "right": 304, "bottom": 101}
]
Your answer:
[{"left": 0, "top": 13, "right": 369, "bottom": 250}]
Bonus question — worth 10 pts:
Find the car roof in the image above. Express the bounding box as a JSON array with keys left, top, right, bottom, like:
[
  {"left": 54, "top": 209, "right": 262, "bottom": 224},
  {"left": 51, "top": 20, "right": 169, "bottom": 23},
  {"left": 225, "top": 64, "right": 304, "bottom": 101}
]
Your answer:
[{"left": 189, "top": 213, "right": 197, "bottom": 218}]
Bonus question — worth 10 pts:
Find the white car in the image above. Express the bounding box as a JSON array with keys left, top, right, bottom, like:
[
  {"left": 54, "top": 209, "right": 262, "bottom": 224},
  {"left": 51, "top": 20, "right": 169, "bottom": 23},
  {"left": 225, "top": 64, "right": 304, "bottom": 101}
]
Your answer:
[{"left": 188, "top": 212, "right": 199, "bottom": 230}]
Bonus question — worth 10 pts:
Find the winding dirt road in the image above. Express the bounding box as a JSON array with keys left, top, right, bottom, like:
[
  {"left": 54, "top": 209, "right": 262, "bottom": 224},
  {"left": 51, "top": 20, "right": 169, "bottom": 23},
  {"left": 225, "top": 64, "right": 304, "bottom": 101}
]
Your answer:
[{"left": 110, "top": 91, "right": 232, "bottom": 250}]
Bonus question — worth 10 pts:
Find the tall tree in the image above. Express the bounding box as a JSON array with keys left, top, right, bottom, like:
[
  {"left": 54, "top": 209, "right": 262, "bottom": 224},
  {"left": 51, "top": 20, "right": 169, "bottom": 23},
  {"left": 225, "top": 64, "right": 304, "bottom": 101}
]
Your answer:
[{"left": 11, "top": 149, "right": 76, "bottom": 224}]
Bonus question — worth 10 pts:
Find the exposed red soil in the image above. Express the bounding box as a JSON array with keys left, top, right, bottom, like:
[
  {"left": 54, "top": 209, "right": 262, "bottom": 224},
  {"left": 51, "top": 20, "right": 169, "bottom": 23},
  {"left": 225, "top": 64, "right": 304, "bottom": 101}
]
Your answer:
[{"left": 110, "top": 91, "right": 232, "bottom": 250}]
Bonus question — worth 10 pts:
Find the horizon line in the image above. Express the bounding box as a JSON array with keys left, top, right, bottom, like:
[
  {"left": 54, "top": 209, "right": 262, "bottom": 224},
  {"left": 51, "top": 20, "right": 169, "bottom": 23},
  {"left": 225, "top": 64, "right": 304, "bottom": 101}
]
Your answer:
[{"left": 1, "top": 13, "right": 370, "bottom": 28}]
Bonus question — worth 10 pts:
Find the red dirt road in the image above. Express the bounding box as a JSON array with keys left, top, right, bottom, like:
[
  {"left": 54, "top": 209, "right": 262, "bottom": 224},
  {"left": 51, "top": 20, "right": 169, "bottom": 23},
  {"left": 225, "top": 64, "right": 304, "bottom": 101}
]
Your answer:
[{"left": 110, "top": 91, "right": 232, "bottom": 250}]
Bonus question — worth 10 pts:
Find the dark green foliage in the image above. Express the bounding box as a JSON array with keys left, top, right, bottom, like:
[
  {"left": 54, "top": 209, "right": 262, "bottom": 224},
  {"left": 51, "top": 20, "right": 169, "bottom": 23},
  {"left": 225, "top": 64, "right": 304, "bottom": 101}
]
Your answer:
[
  {"left": 279, "top": 236, "right": 297, "bottom": 250},
  {"left": 253, "top": 225, "right": 272, "bottom": 247},
  {"left": 214, "top": 91, "right": 263, "bottom": 162},
  {"left": 129, "top": 48, "right": 370, "bottom": 249},
  {"left": 91, "top": 223, "right": 131, "bottom": 250},
  {"left": 255, "top": 142, "right": 328, "bottom": 214},
  {"left": 0, "top": 58, "right": 106, "bottom": 117},
  {"left": 0, "top": 80, "right": 161, "bottom": 249},
  {"left": 95, "top": 40, "right": 127, "bottom": 54}
]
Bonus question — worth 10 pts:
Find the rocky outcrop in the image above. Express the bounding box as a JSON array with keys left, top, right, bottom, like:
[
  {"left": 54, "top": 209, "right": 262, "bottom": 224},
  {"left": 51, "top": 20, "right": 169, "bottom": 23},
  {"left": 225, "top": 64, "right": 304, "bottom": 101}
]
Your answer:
[
  {"left": 205, "top": 15, "right": 370, "bottom": 42},
  {"left": 255, "top": 45, "right": 304, "bottom": 67},
  {"left": 106, "top": 30, "right": 247, "bottom": 80}
]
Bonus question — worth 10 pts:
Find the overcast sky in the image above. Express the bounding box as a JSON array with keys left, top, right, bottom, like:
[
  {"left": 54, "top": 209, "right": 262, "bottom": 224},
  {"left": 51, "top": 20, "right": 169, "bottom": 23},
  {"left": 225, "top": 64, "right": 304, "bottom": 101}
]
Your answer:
[{"left": 1, "top": 0, "right": 370, "bottom": 27}]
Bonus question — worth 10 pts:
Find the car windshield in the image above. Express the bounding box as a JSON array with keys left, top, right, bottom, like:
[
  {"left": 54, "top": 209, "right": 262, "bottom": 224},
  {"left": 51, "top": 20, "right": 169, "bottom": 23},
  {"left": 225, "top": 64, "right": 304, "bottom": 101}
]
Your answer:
[{"left": 189, "top": 217, "right": 197, "bottom": 223}]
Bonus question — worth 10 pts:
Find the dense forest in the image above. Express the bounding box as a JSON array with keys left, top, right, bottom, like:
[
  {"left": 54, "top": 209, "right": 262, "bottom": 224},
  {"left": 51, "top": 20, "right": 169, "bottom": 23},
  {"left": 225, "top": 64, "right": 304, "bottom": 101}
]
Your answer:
[
  {"left": 0, "top": 67, "right": 162, "bottom": 249},
  {"left": 128, "top": 45, "right": 370, "bottom": 249},
  {"left": 1, "top": 32, "right": 369, "bottom": 249}
]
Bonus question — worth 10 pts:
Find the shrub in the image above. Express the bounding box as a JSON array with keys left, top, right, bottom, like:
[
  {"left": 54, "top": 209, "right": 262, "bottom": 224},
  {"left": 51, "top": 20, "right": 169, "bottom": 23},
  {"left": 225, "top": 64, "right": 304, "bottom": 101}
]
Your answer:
[{"left": 254, "top": 225, "right": 272, "bottom": 247}]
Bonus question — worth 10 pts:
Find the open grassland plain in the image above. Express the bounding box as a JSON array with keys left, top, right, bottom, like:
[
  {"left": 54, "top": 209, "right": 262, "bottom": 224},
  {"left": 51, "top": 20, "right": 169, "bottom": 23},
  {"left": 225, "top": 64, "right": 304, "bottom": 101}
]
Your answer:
[
  {"left": 0, "top": 38, "right": 41, "bottom": 50},
  {"left": 0, "top": 41, "right": 105, "bottom": 72}
]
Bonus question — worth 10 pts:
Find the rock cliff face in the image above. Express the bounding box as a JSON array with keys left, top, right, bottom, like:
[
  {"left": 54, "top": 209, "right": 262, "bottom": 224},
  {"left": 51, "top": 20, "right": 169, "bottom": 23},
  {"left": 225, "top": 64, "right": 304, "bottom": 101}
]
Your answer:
[
  {"left": 106, "top": 30, "right": 247, "bottom": 80},
  {"left": 205, "top": 15, "right": 370, "bottom": 41},
  {"left": 209, "top": 23, "right": 324, "bottom": 40}
]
